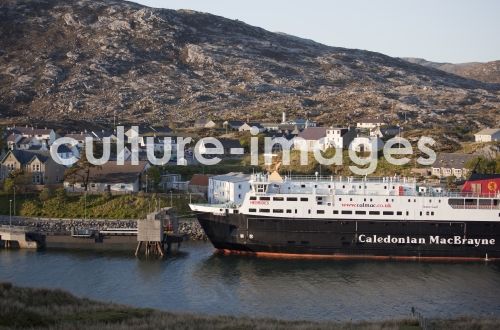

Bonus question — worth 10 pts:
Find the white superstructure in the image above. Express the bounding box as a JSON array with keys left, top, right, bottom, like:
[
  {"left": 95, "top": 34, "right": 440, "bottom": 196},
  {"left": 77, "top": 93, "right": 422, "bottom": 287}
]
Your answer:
[{"left": 193, "top": 172, "right": 500, "bottom": 223}]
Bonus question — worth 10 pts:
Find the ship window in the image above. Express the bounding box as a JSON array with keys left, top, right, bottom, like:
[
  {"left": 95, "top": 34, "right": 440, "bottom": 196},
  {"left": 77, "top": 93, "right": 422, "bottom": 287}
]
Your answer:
[
  {"left": 308, "top": 209, "right": 311, "bottom": 214},
  {"left": 397, "top": 211, "right": 402, "bottom": 216},
  {"left": 250, "top": 196, "right": 257, "bottom": 200},
  {"left": 420, "top": 211, "right": 423, "bottom": 216},
  {"left": 426, "top": 211, "right": 429, "bottom": 216},
  {"left": 295, "top": 209, "right": 297, "bottom": 214},
  {"left": 384, "top": 186, "right": 387, "bottom": 189},
  {"left": 342, "top": 185, "right": 345, "bottom": 188},
  {"left": 286, "top": 209, "right": 292, "bottom": 214},
  {"left": 260, "top": 209, "right": 270, "bottom": 213},
  {"left": 359, "top": 185, "right": 362, "bottom": 189},
  {"left": 341, "top": 210, "right": 352, "bottom": 215},
  {"left": 339, "top": 198, "right": 342, "bottom": 201},
  {"left": 300, "top": 197, "right": 308, "bottom": 202},
  {"left": 328, "top": 185, "right": 331, "bottom": 188},
  {"left": 431, "top": 211, "right": 435, "bottom": 216},
  {"left": 355, "top": 211, "right": 366, "bottom": 215},
  {"left": 383, "top": 211, "right": 394, "bottom": 215},
  {"left": 406, "top": 211, "right": 409, "bottom": 216},
  {"left": 314, "top": 185, "right": 317, "bottom": 188},
  {"left": 408, "top": 199, "right": 411, "bottom": 203},
  {"left": 273, "top": 197, "right": 284, "bottom": 201},
  {"left": 301, "top": 184, "right": 305, "bottom": 188},
  {"left": 350, "top": 198, "right": 353, "bottom": 201},
  {"left": 364, "top": 198, "right": 366, "bottom": 202},
  {"left": 287, "top": 241, "right": 296, "bottom": 244},
  {"left": 287, "top": 197, "right": 297, "bottom": 201},
  {"left": 370, "top": 198, "right": 373, "bottom": 202},
  {"left": 234, "top": 210, "right": 239, "bottom": 214},
  {"left": 249, "top": 208, "right": 256, "bottom": 212},
  {"left": 273, "top": 209, "right": 283, "bottom": 213},
  {"left": 260, "top": 197, "right": 270, "bottom": 201},
  {"left": 317, "top": 210, "right": 325, "bottom": 214},
  {"left": 369, "top": 211, "right": 380, "bottom": 215},
  {"left": 333, "top": 210, "right": 339, "bottom": 214}
]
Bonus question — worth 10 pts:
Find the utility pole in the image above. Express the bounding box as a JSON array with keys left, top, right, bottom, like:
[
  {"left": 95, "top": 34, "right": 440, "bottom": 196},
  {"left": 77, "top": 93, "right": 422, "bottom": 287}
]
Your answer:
[
  {"left": 13, "top": 186, "right": 16, "bottom": 216},
  {"left": 9, "top": 199, "right": 12, "bottom": 228}
]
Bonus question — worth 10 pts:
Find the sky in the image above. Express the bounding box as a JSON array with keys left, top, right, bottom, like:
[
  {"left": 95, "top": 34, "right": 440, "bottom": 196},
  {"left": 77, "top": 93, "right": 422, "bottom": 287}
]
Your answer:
[{"left": 133, "top": 0, "right": 499, "bottom": 63}]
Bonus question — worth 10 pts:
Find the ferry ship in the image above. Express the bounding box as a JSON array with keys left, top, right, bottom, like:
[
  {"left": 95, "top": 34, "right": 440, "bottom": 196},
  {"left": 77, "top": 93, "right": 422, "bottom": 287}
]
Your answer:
[{"left": 190, "top": 172, "right": 500, "bottom": 260}]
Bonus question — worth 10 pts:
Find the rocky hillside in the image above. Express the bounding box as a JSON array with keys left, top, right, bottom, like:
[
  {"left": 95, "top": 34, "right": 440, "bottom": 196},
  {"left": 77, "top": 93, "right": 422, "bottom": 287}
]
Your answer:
[
  {"left": 0, "top": 0, "right": 499, "bottom": 130},
  {"left": 403, "top": 58, "right": 500, "bottom": 84}
]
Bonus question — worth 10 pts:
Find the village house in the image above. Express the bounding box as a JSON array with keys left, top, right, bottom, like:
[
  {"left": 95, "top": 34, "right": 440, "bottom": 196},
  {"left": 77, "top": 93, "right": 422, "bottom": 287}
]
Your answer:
[
  {"left": 325, "top": 127, "right": 356, "bottom": 149},
  {"left": 0, "top": 149, "right": 66, "bottom": 187},
  {"left": 63, "top": 132, "right": 92, "bottom": 149},
  {"left": 350, "top": 134, "right": 384, "bottom": 153},
  {"left": 208, "top": 172, "right": 251, "bottom": 204},
  {"left": 238, "top": 122, "right": 265, "bottom": 133},
  {"left": 294, "top": 127, "right": 328, "bottom": 151},
  {"left": 63, "top": 161, "right": 150, "bottom": 193},
  {"left": 431, "top": 153, "right": 476, "bottom": 179},
  {"left": 188, "top": 174, "right": 210, "bottom": 196},
  {"left": 8, "top": 126, "right": 57, "bottom": 146},
  {"left": 474, "top": 128, "right": 500, "bottom": 143},
  {"left": 194, "top": 119, "right": 217, "bottom": 129},
  {"left": 222, "top": 120, "right": 244, "bottom": 131},
  {"left": 356, "top": 117, "right": 386, "bottom": 130}
]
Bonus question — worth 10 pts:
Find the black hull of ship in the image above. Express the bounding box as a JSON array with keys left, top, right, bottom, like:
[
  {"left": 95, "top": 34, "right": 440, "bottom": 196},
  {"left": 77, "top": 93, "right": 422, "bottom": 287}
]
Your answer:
[{"left": 195, "top": 212, "right": 500, "bottom": 260}]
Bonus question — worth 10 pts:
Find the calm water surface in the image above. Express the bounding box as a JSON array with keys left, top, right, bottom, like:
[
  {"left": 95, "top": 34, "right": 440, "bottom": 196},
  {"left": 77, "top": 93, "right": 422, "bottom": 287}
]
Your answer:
[{"left": 1, "top": 242, "right": 499, "bottom": 321}]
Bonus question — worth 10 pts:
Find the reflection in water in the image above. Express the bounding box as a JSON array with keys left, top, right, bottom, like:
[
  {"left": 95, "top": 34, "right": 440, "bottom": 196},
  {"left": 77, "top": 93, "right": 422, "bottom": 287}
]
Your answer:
[{"left": 0, "top": 243, "right": 499, "bottom": 321}]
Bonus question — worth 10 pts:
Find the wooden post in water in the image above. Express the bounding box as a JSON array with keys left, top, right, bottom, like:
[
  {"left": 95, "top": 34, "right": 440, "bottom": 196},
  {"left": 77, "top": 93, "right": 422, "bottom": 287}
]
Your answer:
[{"left": 135, "top": 207, "right": 174, "bottom": 257}]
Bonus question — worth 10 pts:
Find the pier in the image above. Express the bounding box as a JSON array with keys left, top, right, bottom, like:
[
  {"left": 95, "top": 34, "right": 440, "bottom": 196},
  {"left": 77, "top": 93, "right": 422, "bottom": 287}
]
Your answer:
[{"left": 0, "top": 225, "right": 42, "bottom": 249}]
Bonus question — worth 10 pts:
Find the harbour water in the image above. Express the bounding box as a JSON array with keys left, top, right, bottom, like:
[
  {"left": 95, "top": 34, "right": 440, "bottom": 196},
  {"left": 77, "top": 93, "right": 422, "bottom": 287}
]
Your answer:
[{"left": 1, "top": 242, "right": 499, "bottom": 321}]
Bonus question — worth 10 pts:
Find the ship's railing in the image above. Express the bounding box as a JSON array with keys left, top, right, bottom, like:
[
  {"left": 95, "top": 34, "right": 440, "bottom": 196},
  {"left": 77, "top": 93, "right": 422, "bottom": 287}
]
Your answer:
[{"left": 251, "top": 173, "right": 416, "bottom": 184}]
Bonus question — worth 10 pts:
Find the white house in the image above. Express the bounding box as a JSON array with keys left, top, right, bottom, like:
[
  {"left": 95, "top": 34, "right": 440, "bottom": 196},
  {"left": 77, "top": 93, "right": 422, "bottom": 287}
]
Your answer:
[
  {"left": 325, "top": 127, "right": 356, "bottom": 149},
  {"left": 356, "top": 117, "right": 386, "bottom": 130},
  {"left": 474, "top": 128, "right": 500, "bottom": 143},
  {"left": 208, "top": 172, "right": 251, "bottom": 205}
]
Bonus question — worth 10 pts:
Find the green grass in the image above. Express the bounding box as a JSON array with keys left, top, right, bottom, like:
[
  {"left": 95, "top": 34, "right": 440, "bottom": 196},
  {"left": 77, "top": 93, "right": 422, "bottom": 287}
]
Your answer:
[
  {"left": 1, "top": 283, "right": 498, "bottom": 330},
  {"left": 0, "top": 192, "right": 202, "bottom": 219}
]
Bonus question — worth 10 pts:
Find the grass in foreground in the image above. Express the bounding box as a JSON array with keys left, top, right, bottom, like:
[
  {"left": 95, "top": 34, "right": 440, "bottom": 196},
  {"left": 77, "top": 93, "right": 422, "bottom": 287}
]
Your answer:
[
  {"left": 0, "top": 192, "right": 203, "bottom": 219},
  {"left": 1, "top": 283, "right": 499, "bottom": 330}
]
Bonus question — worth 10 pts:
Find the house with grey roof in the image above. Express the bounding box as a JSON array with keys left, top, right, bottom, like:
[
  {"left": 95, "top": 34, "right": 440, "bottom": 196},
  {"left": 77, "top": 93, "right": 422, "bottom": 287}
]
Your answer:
[
  {"left": 0, "top": 149, "right": 66, "bottom": 187},
  {"left": 474, "top": 128, "right": 500, "bottom": 143},
  {"left": 64, "top": 161, "right": 150, "bottom": 193},
  {"left": 294, "top": 127, "right": 328, "bottom": 151},
  {"left": 431, "top": 153, "right": 476, "bottom": 179}
]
